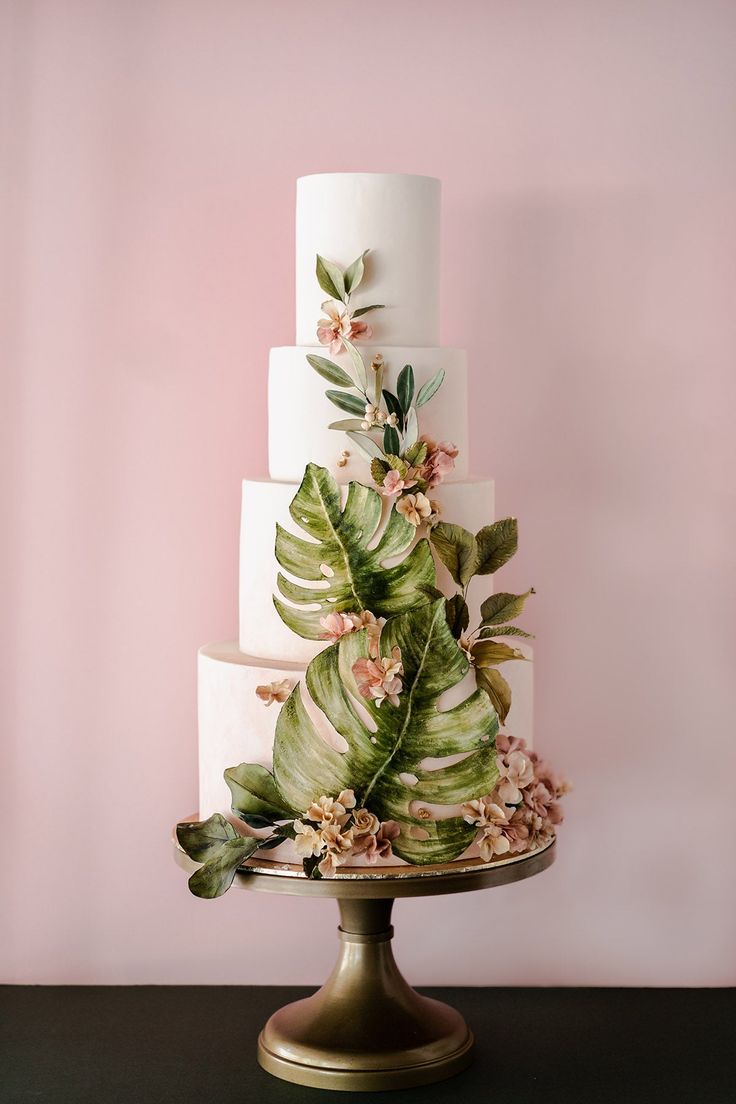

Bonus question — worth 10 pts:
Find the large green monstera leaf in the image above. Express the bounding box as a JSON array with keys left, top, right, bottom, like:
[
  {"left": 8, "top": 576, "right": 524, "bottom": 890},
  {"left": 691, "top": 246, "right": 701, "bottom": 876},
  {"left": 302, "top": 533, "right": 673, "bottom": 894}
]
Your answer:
[
  {"left": 273, "top": 599, "right": 499, "bottom": 864},
  {"left": 274, "top": 463, "right": 435, "bottom": 639}
]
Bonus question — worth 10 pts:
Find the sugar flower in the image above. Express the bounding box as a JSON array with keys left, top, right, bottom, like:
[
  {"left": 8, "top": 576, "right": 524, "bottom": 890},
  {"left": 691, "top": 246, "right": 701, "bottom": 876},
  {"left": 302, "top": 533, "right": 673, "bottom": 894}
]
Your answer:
[
  {"left": 420, "top": 438, "right": 459, "bottom": 490},
  {"left": 255, "top": 679, "right": 292, "bottom": 706},
  {"left": 478, "top": 824, "right": 512, "bottom": 861},
  {"left": 461, "top": 798, "right": 509, "bottom": 829},
  {"left": 352, "top": 646, "right": 404, "bottom": 707},
  {"left": 319, "top": 611, "right": 357, "bottom": 643},
  {"left": 293, "top": 820, "right": 325, "bottom": 858},
  {"left": 317, "top": 823, "right": 354, "bottom": 877},
  {"left": 396, "top": 492, "right": 432, "bottom": 527},
  {"left": 381, "top": 468, "right": 417, "bottom": 497},
  {"left": 305, "top": 789, "right": 356, "bottom": 827},
  {"left": 351, "top": 808, "right": 381, "bottom": 836},
  {"left": 496, "top": 747, "right": 535, "bottom": 806},
  {"left": 352, "top": 820, "right": 401, "bottom": 863},
  {"left": 317, "top": 301, "right": 372, "bottom": 356},
  {"left": 349, "top": 609, "right": 384, "bottom": 658}
]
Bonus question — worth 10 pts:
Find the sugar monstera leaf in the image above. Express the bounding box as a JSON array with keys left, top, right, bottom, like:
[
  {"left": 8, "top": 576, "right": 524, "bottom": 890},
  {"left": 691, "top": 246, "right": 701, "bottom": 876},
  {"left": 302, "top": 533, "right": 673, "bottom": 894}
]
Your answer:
[
  {"left": 274, "top": 463, "right": 435, "bottom": 640},
  {"left": 273, "top": 600, "right": 500, "bottom": 864}
]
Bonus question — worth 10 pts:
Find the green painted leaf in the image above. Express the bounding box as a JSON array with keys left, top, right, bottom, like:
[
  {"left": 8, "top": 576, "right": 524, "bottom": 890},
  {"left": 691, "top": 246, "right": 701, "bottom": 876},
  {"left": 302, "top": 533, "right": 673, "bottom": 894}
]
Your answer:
[
  {"left": 445, "top": 594, "right": 469, "bottom": 638},
  {"left": 187, "top": 835, "right": 261, "bottom": 899},
  {"left": 346, "top": 431, "right": 385, "bottom": 461},
  {"left": 397, "top": 364, "right": 415, "bottom": 413},
  {"left": 382, "top": 389, "right": 404, "bottom": 432},
  {"left": 273, "top": 601, "right": 499, "bottom": 865},
  {"left": 326, "top": 390, "right": 366, "bottom": 416},
  {"left": 478, "top": 625, "right": 534, "bottom": 639},
  {"left": 383, "top": 425, "right": 401, "bottom": 455},
  {"left": 176, "top": 814, "right": 237, "bottom": 862},
  {"left": 316, "top": 255, "right": 346, "bottom": 302},
  {"left": 225, "top": 762, "right": 297, "bottom": 821},
  {"left": 416, "top": 367, "right": 445, "bottom": 407},
  {"left": 475, "top": 519, "right": 518, "bottom": 575},
  {"left": 352, "top": 303, "right": 384, "bottom": 318},
  {"left": 306, "top": 354, "right": 353, "bottom": 387},
  {"left": 343, "top": 250, "right": 368, "bottom": 295},
  {"left": 480, "top": 588, "right": 535, "bottom": 626},
  {"left": 274, "top": 463, "right": 436, "bottom": 639},
  {"left": 371, "top": 457, "right": 390, "bottom": 484},
  {"left": 475, "top": 666, "right": 512, "bottom": 725},
  {"left": 416, "top": 582, "right": 444, "bottom": 600},
  {"left": 328, "top": 418, "right": 365, "bottom": 432},
  {"left": 341, "top": 338, "right": 367, "bottom": 391},
  {"left": 471, "top": 640, "right": 526, "bottom": 667},
  {"left": 430, "top": 523, "right": 478, "bottom": 587},
  {"left": 404, "top": 440, "right": 428, "bottom": 467}
]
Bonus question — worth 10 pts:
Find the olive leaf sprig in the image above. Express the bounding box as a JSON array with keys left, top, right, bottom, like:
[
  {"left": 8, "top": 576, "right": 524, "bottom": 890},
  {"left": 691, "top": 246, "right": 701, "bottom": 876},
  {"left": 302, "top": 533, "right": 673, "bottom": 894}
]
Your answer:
[{"left": 420, "top": 518, "right": 535, "bottom": 725}]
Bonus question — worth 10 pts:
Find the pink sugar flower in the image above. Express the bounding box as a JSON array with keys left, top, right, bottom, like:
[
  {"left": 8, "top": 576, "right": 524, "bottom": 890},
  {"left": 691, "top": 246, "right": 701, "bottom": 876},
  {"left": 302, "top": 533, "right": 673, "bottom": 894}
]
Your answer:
[
  {"left": 319, "top": 611, "right": 357, "bottom": 643},
  {"left": 317, "top": 301, "right": 372, "bottom": 356},
  {"left": 381, "top": 468, "right": 417, "bottom": 497},
  {"left": 352, "top": 820, "right": 401, "bottom": 863},
  {"left": 496, "top": 747, "right": 535, "bottom": 805},
  {"left": 352, "top": 646, "right": 404, "bottom": 708},
  {"left": 420, "top": 438, "right": 459, "bottom": 490},
  {"left": 255, "top": 679, "right": 292, "bottom": 706}
]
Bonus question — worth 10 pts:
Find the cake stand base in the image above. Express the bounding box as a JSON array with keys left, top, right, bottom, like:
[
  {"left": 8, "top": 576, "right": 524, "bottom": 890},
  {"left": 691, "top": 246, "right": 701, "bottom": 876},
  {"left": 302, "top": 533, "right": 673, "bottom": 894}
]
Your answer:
[{"left": 256, "top": 896, "right": 473, "bottom": 1091}]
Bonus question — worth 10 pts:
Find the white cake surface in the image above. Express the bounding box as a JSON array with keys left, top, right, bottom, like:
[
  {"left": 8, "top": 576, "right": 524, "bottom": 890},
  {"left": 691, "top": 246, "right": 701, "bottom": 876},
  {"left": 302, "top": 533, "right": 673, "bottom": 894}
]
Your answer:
[
  {"left": 198, "top": 641, "right": 533, "bottom": 866},
  {"left": 296, "top": 174, "right": 440, "bottom": 347},
  {"left": 268, "top": 345, "right": 468, "bottom": 484},
  {"left": 239, "top": 476, "right": 496, "bottom": 663}
]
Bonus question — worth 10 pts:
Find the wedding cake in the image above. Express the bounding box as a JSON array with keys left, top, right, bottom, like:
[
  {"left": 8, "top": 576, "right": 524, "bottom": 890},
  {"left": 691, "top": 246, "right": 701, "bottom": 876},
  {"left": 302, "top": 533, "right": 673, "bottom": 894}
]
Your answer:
[{"left": 178, "top": 174, "right": 567, "bottom": 896}]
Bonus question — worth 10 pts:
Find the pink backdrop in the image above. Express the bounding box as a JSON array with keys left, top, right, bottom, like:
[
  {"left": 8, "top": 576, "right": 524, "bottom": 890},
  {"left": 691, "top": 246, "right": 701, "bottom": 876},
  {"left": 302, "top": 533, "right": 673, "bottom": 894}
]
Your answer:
[{"left": 3, "top": 0, "right": 735, "bottom": 985}]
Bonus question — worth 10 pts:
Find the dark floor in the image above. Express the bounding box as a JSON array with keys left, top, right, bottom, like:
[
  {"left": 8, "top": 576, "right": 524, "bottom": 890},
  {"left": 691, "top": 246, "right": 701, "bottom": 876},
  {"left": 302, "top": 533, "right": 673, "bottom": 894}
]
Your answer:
[{"left": 1, "top": 986, "right": 733, "bottom": 1103}]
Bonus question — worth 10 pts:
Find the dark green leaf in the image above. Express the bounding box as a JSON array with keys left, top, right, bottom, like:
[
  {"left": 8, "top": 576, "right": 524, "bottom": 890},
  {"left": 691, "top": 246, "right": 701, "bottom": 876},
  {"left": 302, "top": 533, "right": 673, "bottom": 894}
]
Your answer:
[
  {"left": 187, "top": 836, "right": 260, "bottom": 899},
  {"left": 404, "top": 440, "right": 428, "bottom": 467},
  {"left": 475, "top": 519, "right": 518, "bottom": 575},
  {"left": 383, "top": 425, "right": 401, "bottom": 455},
  {"left": 397, "top": 364, "right": 415, "bottom": 413},
  {"left": 382, "top": 389, "right": 404, "bottom": 432},
  {"left": 239, "top": 813, "right": 275, "bottom": 830},
  {"left": 416, "top": 582, "right": 445, "bottom": 600},
  {"left": 176, "top": 814, "right": 237, "bottom": 862},
  {"left": 306, "top": 354, "right": 353, "bottom": 387},
  {"left": 352, "top": 303, "right": 384, "bottom": 318},
  {"left": 225, "top": 762, "right": 296, "bottom": 821},
  {"left": 371, "top": 457, "right": 391, "bottom": 484},
  {"left": 416, "top": 367, "right": 446, "bottom": 407},
  {"left": 480, "top": 588, "right": 535, "bottom": 626},
  {"left": 475, "top": 666, "right": 512, "bottom": 725},
  {"left": 326, "top": 390, "right": 367, "bottom": 417},
  {"left": 445, "top": 594, "right": 469, "bottom": 638},
  {"left": 316, "top": 254, "right": 345, "bottom": 302},
  {"left": 430, "top": 522, "right": 478, "bottom": 587},
  {"left": 257, "top": 834, "right": 286, "bottom": 850},
  {"left": 343, "top": 250, "right": 368, "bottom": 296}
]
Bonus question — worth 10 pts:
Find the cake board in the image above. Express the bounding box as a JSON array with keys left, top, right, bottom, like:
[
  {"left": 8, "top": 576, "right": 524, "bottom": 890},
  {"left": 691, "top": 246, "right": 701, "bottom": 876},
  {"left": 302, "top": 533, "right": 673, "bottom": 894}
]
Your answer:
[{"left": 173, "top": 822, "right": 556, "bottom": 1091}]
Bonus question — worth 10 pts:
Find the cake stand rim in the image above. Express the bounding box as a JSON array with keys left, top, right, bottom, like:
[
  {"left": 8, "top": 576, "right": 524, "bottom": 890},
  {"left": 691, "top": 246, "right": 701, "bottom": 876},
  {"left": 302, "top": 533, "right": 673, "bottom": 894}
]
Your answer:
[{"left": 172, "top": 817, "right": 556, "bottom": 898}]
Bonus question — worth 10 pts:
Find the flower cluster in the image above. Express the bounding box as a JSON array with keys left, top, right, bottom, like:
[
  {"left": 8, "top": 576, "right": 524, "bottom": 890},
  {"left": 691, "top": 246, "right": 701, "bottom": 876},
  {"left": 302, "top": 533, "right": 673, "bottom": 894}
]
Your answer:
[
  {"left": 293, "top": 788, "right": 400, "bottom": 877},
  {"left": 374, "top": 436, "right": 457, "bottom": 527},
  {"left": 462, "top": 735, "right": 570, "bottom": 862}
]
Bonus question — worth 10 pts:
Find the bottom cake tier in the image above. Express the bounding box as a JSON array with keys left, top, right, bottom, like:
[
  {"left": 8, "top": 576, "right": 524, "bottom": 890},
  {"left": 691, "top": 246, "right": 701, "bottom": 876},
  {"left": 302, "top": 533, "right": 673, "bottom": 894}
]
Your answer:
[{"left": 198, "top": 640, "right": 534, "bottom": 867}]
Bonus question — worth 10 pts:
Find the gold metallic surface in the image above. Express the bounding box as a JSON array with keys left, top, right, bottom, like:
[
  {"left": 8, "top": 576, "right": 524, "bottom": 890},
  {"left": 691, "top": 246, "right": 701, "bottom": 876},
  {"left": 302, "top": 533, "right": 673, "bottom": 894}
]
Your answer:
[{"left": 173, "top": 820, "right": 556, "bottom": 1089}]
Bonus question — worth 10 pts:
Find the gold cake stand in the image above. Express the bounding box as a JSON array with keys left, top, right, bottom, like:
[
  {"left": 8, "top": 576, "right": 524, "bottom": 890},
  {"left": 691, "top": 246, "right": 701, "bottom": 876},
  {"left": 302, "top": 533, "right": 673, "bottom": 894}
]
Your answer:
[{"left": 174, "top": 823, "right": 556, "bottom": 1092}]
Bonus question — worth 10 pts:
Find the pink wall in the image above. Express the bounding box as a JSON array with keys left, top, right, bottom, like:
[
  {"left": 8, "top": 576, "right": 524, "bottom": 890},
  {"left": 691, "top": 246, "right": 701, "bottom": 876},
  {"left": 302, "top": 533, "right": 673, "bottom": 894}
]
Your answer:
[{"left": 3, "top": 0, "right": 735, "bottom": 985}]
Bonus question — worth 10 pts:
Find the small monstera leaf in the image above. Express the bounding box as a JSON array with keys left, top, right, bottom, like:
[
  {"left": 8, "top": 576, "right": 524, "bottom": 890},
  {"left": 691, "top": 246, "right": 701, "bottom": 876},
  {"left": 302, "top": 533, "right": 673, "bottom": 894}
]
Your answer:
[
  {"left": 273, "top": 600, "right": 499, "bottom": 865},
  {"left": 176, "top": 814, "right": 261, "bottom": 899},
  {"left": 274, "top": 463, "right": 435, "bottom": 640}
]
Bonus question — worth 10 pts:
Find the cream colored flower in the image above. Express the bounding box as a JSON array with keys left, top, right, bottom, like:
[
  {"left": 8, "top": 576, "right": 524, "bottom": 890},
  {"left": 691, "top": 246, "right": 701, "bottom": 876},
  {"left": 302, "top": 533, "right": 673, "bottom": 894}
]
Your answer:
[
  {"left": 351, "top": 808, "right": 380, "bottom": 836},
  {"left": 319, "top": 611, "right": 357, "bottom": 643},
  {"left": 396, "top": 492, "right": 432, "bottom": 527},
  {"left": 478, "top": 825, "right": 512, "bottom": 862},
  {"left": 496, "top": 748, "right": 535, "bottom": 805},
  {"left": 305, "top": 790, "right": 355, "bottom": 827},
  {"left": 293, "top": 820, "right": 324, "bottom": 858},
  {"left": 461, "top": 798, "right": 508, "bottom": 828},
  {"left": 255, "top": 679, "right": 292, "bottom": 706}
]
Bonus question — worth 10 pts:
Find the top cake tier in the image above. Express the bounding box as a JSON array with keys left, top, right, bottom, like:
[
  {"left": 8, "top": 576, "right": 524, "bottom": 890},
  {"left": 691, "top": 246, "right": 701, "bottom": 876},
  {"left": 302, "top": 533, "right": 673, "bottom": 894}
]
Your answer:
[{"left": 296, "top": 173, "right": 441, "bottom": 347}]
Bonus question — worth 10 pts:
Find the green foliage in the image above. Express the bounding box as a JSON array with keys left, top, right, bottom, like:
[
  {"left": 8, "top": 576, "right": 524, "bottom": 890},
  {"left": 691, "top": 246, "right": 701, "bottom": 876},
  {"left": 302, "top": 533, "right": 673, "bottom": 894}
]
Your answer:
[
  {"left": 445, "top": 594, "right": 469, "bottom": 638},
  {"left": 475, "top": 667, "right": 512, "bottom": 726},
  {"left": 273, "top": 464, "right": 435, "bottom": 639},
  {"left": 343, "top": 250, "right": 368, "bottom": 296},
  {"left": 273, "top": 600, "right": 499, "bottom": 865},
  {"left": 326, "top": 390, "right": 366, "bottom": 416},
  {"left": 225, "top": 763, "right": 296, "bottom": 821},
  {"left": 475, "top": 519, "right": 518, "bottom": 575},
  {"left": 382, "top": 389, "right": 404, "bottom": 432},
  {"left": 480, "top": 589, "right": 535, "bottom": 627},
  {"left": 416, "top": 367, "right": 445, "bottom": 407},
  {"left": 306, "top": 355, "right": 353, "bottom": 387},
  {"left": 430, "top": 523, "right": 478, "bottom": 587},
  {"left": 383, "top": 424, "right": 401, "bottom": 455},
  {"left": 352, "top": 303, "right": 385, "bottom": 318},
  {"left": 316, "top": 254, "right": 346, "bottom": 302},
  {"left": 397, "top": 365, "right": 415, "bottom": 413},
  {"left": 176, "top": 815, "right": 261, "bottom": 899}
]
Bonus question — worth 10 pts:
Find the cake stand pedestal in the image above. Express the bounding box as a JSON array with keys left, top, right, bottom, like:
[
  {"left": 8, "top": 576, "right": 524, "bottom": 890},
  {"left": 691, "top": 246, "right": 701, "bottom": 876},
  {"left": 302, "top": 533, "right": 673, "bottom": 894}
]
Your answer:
[{"left": 174, "top": 826, "right": 555, "bottom": 1092}]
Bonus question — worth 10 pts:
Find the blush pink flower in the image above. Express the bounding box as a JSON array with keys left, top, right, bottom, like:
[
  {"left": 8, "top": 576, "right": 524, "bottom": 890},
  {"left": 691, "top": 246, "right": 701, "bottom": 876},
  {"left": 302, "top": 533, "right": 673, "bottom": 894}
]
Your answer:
[
  {"left": 381, "top": 468, "right": 417, "bottom": 497},
  {"left": 349, "top": 609, "right": 385, "bottom": 658},
  {"left": 316, "top": 301, "right": 372, "bottom": 356},
  {"left": 420, "top": 438, "right": 459, "bottom": 489},
  {"left": 319, "top": 611, "right": 358, "bottom": 643},
  {"left": 496, "top": 747, "right": 535, "bottom": 805},
  {"left": 352, "top": 646, "right": 404, "bottom": 707},
  {"left": 352, "top": 820, "right": 400, "bottom": 863},
  {"left": 255, "top": 679, "right": 292, "bottom": 706}
]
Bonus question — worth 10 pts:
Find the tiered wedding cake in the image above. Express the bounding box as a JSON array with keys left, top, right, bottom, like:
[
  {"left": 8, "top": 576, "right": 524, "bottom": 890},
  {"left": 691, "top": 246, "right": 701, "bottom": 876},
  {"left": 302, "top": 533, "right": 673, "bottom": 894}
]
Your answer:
[{"left": 179, "top": 174, "right": 566, "bottom": 895}]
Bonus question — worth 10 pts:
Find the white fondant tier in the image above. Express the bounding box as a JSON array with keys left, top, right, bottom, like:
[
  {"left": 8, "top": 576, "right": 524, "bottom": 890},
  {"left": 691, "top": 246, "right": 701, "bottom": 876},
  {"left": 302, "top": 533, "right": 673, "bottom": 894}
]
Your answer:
[
  {"left": 296, "top": 174, "right": 440, "bottom": 347},
  {"left": 198, "top": 641, "right": 533, "bottom": 866},
  {"left": 268, "top": 345, "right": 468, "bottom": 484},
  {"left": 239, "top": 476, "right": 496, "bottom": 664}
]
